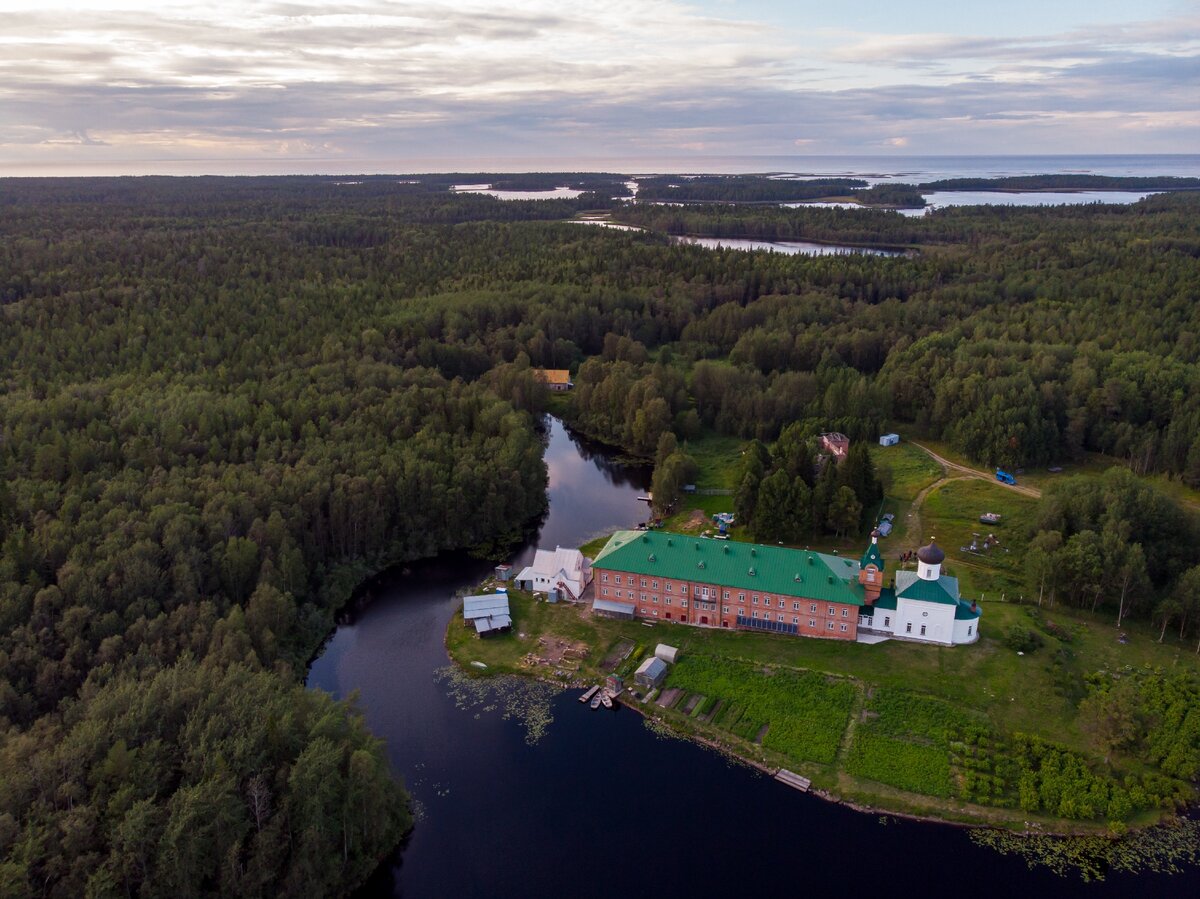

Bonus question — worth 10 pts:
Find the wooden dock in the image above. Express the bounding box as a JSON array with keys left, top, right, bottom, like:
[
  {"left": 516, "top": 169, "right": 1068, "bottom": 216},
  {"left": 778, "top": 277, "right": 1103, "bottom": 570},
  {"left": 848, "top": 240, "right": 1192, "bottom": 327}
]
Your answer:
[
  {"left": 579, "top": 685, "right": 600, "bottom": 703},
  {"left": 774, "top": 769, "right": 811, "bottom": 792}
]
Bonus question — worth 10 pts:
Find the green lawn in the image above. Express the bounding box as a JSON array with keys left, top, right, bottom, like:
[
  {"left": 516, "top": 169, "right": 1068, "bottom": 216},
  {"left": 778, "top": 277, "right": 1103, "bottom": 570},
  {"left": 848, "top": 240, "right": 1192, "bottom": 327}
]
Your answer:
[
  {"left": 917, "top": 479, "right": 1038, "bottom": 597},
  {"left": 871, "top": 441, "right": 943, "bottom": 501},
  {"left": 682, "top": 431, "right": 746, "bottom": 491},
  {"left": 665, "top": 655, "right": 856, "bottom": 765},
  {"left": 847, "top": 731, "right": 953, "bottom": 797},
  {"left": 846, "top": 688, "right": 986, "bottom": 798}
]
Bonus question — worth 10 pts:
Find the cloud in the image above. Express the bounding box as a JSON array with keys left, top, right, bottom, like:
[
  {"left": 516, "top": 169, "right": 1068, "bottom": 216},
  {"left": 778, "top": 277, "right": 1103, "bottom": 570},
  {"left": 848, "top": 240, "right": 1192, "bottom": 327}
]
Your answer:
[
  {"left": 0, "top": 1, "right": 1196, "bottom": 171},
  {"left": 41, "top": 130, "right": 109, "bottom": 146}
]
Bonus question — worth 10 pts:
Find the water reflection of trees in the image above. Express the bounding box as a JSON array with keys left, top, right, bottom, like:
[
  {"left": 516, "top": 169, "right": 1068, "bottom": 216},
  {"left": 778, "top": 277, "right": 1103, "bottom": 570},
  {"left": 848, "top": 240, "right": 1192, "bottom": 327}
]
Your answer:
[{"left": 555, "top": 419, "right": 652, "bottom": 489}]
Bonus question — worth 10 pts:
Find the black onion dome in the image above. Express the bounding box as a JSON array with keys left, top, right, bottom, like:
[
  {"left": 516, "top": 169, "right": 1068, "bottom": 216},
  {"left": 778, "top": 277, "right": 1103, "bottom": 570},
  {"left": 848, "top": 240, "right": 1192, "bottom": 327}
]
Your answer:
[
  {"left": 917, "top": 539, "right": 945, "bottom": 565},
  {"left": 870, "top": 528, "right": 881, "bottom": 539}
]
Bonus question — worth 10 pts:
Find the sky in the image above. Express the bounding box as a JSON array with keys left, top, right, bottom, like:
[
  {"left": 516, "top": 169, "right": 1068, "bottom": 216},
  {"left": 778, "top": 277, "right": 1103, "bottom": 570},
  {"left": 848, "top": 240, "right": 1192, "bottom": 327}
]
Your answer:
[{"left": 1, "top": 0, "right": 1198, "bottom": 174}]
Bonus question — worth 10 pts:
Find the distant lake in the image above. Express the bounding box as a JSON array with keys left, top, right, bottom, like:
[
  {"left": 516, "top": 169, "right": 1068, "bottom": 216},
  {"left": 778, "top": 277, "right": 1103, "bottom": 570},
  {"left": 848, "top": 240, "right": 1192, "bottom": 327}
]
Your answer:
[
  {"left": 452, "top": 185, "right": 584, "bottom": 200},
  {"left": 569, "top": 219, "right": 645, "bottom": 231},
  {"left": 782, "top": 201, "right": 863, "bottom": 210},
  {"left": 671, "top": 235, "right": 904, "bottom": 256},
  {"left": 896, "top": 190, "right": 1163, "bottom": 216}
]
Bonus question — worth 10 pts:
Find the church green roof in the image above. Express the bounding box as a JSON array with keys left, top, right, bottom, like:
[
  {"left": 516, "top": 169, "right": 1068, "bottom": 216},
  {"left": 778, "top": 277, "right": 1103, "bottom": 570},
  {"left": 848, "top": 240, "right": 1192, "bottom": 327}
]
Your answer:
[
  {"left": 954, "top": 598, "right": 982, "bottom": 620},
  {"left": 894, "top": 570, "right": 960, "bottom": 605},
  {"left": 872, "top": 587, "right": 898, "bottom": 610},
  {"left": 593, "top": 531, "right": 867, "bottom": 607}
]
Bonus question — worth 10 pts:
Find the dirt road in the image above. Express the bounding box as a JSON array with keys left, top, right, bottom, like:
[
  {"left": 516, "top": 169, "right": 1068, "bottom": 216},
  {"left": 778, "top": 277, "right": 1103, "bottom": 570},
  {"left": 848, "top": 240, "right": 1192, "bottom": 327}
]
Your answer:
[{"left": 909, "top": 442, "right": 1042, "bottom": 499}]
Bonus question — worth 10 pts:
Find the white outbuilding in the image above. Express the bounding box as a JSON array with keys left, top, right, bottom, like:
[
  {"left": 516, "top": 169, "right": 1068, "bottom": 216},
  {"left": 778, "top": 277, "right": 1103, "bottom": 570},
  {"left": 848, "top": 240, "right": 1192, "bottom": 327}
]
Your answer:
[
  {"left": 879, "top": 433, "right": 900, "bottom": 447},
  {"left": 654, "top": 644, "right": 679, "bottom": 664},
  {"left": 514, "top": 546, "right": 591, "bottom": 601}
]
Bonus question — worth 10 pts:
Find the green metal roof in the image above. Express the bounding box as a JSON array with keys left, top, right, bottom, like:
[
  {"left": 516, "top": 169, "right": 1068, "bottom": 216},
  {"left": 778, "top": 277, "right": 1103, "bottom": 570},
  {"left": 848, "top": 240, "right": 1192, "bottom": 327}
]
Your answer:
[
  {"left": 860, "top": 540, "right": 884, "bottom": 572},
  {"left": 894, "top": 570, "right": 960, "bottom": 605},
  {"left": 593, "top": 531, "right": 867, "bottom": 607},
  {"left": 954, "top": 598, "right": 982, "bottom": 620},
  {"left": 858, "top": 588, "right": 898, "bottom": 617},
  {"left": 871, "top": 587, "right": 898, "bottom": 610}
]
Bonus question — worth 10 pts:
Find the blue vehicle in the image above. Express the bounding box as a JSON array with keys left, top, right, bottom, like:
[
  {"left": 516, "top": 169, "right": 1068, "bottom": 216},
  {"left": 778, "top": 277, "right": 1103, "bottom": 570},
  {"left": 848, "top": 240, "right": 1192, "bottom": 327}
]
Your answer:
[{"left": 995, "top": 469, "right": 1016, "bottom": 485}]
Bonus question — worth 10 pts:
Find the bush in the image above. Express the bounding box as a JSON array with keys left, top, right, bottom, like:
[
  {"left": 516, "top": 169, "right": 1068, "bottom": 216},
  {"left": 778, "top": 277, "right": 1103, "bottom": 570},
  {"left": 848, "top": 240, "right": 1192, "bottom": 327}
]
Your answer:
[
  {"left": 1005, "top": 626, "right": 1045, "bottom": 653},
  {"left": 847, "top": 732, "right": 952, "bottom": 797}
]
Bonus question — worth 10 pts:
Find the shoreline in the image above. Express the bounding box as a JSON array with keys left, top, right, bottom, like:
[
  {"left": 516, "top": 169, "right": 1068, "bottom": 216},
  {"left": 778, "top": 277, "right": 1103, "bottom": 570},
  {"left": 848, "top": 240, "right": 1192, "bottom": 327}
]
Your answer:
[
  {"left": 483, "top": 656, "right": 1186, "bottom": 840},
  {"left": 441, "top": 594, "right": 1184, "bottom": 840}
]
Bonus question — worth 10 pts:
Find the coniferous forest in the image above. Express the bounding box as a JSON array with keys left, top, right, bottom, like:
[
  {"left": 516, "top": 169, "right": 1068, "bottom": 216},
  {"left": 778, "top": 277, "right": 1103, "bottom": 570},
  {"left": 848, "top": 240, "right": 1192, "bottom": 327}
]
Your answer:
[{"left": 2, "top": 176, "right": 1200, "bottom": 894}]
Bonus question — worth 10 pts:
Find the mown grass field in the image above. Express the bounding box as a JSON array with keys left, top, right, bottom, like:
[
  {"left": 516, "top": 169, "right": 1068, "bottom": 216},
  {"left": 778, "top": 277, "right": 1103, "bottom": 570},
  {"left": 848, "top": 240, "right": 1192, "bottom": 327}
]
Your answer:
[{"left": 918, "top": 479, "right": 1038, "bottom": 597}]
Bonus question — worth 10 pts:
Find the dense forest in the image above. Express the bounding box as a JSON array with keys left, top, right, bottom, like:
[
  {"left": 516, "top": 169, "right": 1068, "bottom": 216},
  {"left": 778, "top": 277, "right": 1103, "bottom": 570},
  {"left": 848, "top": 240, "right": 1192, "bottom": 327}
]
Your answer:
[
  {"left": 918, "top": 174, "right": 1200, "bottom": 191},
  {"left": 634, "top": 175, "right": 866, "bottom": 203},
  {"left": 0, "top": 179, "right": 556, "bottom": 896},
  {"left": 632, "top": 175, "right": 925, "bottom": 207},
  {"left": 3, "top": 176, "right": 1200, "bottom": 891}
]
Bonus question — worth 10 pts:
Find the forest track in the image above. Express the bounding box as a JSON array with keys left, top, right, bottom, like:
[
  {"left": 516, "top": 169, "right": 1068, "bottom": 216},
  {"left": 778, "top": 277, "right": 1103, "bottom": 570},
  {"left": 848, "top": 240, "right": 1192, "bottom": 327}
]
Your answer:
[{"left": 909, "top": 443, "right": 1042, "bottom": 500}]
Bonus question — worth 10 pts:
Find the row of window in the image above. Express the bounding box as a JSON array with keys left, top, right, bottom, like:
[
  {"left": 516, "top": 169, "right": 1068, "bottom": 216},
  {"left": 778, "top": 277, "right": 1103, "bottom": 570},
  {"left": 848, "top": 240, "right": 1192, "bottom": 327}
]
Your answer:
[
  {"left": 599, "top": 574, "right": 854, "bottom": 618},
  {"left": 602, "top": 573, "right": 685, "bottom": 594},
  {"left": 601, "top": 587, "right": 695, "bottom": 608},
  {"left": 747, "top": 611, "right": 850, "bottom": 632},
  {"left": 853, "top": 617, "right": 973, "bottom": 639},
  {"left": 628, "top": 606, "right": 853, "bottom": 634}
]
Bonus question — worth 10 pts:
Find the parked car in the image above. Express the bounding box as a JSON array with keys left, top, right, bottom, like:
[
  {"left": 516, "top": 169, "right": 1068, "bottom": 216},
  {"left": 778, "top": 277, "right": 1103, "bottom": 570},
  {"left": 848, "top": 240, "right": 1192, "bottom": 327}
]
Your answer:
[{"left": 877, "top": 513, "right": 894, "bottom": 537}]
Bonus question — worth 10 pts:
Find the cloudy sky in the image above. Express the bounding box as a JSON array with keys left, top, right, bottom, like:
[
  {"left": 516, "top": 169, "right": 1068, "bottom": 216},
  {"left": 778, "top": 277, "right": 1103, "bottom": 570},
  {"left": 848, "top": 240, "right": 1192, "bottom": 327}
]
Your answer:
[{"left": 2, "top": 0, "right": 1198, "bottom": 173}]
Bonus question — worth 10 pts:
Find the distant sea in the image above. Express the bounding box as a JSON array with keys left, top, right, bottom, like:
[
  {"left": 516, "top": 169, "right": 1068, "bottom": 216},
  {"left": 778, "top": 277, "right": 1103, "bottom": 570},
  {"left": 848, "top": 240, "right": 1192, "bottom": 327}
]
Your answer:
[
  {"left": 526, "top": 154, "right": 1200, "bottom": 184},
  {"left": 10, "top": 154, "right": 1200, "bottom": 180}
]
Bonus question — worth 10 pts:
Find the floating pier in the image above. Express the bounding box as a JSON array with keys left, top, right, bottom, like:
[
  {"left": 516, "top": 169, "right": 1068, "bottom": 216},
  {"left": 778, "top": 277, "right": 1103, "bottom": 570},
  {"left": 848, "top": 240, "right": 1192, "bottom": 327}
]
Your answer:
[
  {"left": 775, "top": 769, "right": 811, "bottom": 792},
  {"left": 579, "top": 685, "right": 600, "bottom": 703}
]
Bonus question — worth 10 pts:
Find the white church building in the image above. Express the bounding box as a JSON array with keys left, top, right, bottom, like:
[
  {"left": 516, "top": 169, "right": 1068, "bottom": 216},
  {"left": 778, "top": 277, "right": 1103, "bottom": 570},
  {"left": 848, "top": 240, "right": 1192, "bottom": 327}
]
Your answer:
[{"left": 857, "top": 536, "right": 981, "bottom": 645}]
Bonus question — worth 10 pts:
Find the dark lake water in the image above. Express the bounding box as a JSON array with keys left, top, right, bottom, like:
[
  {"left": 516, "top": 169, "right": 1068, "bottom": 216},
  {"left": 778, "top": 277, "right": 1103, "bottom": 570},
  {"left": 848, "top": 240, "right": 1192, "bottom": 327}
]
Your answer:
[{"left": 307, "top": 417, "right": 1198, "bottom": 898}]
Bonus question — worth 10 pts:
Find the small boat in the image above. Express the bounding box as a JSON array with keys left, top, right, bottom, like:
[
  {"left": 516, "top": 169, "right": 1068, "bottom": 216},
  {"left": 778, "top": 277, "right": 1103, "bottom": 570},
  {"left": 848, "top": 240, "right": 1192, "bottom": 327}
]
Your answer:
[
  {"left": 579, "top": 685, "right": 600, "bottom": 703},
  {"left": 600, "top": 693, "right": 614, "bottom": 709},
  {"left": 980, "top": 512, "right": 1002, "bottom": 525},
  {"left": 590, "top": 694, "right": 603, "bottom": 710}
]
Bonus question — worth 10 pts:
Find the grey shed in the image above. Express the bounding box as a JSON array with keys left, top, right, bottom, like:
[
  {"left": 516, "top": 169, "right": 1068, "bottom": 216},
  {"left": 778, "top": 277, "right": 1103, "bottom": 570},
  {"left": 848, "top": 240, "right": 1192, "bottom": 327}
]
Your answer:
[{"left": 635, "top": 657, "right": 668, "bottom": 689}]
